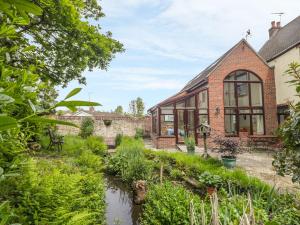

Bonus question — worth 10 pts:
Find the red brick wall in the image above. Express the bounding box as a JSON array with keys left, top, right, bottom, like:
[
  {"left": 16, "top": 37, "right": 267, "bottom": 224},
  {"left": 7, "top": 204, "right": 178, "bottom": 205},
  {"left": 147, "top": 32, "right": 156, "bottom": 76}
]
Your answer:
[
  {"left": 208, "top": 41, "right": 278, "bottom": 137},
  {"left": 152, "top": 135, "right": 176, "bottom": 149}
]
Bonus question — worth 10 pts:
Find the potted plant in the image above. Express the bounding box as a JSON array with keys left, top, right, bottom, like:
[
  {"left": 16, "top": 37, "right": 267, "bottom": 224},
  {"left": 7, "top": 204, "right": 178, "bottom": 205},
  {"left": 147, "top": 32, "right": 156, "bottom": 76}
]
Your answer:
[
  {"left": 184, "top": 136, "right": 195, "bottom": 154},
  {"left": 198, "top": 172, "right": 222, "bottom": 195},
  {"left": 214, "top": 137, "right": 240, "bottom": 168}
]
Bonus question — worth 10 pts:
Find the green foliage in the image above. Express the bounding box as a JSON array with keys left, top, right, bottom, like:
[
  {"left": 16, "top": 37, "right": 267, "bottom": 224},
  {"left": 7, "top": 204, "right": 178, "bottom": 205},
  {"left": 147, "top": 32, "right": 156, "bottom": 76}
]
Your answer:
[
  {"left": 141, "top": 182, "right": 202, "bottom": 225},
  {"left": 143, "top": 150, "right": 300, "bottom": 225},
  {"left": 0, "top": 135, "right": 105, "bottom": 224},
  {"left": 107, "top": 137, "right": 153, "bottom": 182},
  {"left": 115, "top": 133, "right": 123, "bottom": 147},
  {"left": 198, "top": 171, "right": 223, "bottom": 188},
  {"left": 273, "top": 62, "right": 300, "bottom": 183},
  {"left": 85, "top": 136, "right": 107, "bottom": 156},
  {"left": 0, "top": 0, "right": 124, "bottom": 86},
  {"left": 114, "top": 105, "right": 123, "bottom": 114},
  {"left": 136, "top": 97, "right": 145, "bottom": 117},
  {"left": 129, "top": 97, "right": 145, "bottom": 117},
  {"left": 79, "top": 117, "right": 95, "bottom": 138},
  {"left": 184, "top": 136, "right": 195, "bottom": 153},
  {"left": 134, "top": 128, "right": 144, "bottom": 139}
]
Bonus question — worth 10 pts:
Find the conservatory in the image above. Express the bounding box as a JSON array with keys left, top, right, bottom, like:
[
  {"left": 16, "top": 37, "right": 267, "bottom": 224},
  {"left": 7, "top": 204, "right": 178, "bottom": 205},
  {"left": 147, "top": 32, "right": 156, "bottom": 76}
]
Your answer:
[{"left": 148, "top": 40, "right": 278, "bottom": 149}]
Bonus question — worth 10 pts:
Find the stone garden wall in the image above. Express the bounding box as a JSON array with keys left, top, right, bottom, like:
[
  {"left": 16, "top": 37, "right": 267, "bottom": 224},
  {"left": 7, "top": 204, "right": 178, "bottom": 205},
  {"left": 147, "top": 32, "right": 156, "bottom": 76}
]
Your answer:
[{"left": 56, "top": 115, "right": 151, "bottom": 145}]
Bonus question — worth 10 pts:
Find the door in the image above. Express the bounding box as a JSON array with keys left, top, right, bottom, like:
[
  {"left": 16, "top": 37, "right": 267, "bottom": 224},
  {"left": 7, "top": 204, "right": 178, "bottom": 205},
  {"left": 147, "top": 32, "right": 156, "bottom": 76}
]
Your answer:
[{"left": 177, "top": 109, "right": 195, "bottom": 143}]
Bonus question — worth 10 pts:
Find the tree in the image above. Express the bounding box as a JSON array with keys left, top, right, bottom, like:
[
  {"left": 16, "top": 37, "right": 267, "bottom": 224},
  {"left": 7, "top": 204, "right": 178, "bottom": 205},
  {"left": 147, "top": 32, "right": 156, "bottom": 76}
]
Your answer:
[
  {"left": 129, "top": 100, "right": 137, "bottom": 116},
  {"left": 273, "top": 62, "right": 300, "bottom": 183},
  {"left": 136, "top": 97, "right": 145, "bottom": 117},
  {"left": 0, "top": 0, "right": 124, "bottom": 86},
  {"left": 114, "top": 105, "right": 123, "bottom": 114}
]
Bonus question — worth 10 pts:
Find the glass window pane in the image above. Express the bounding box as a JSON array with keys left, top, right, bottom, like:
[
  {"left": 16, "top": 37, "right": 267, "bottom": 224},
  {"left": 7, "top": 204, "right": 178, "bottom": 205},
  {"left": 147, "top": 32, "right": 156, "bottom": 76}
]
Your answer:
[
  {"left": 237, "top": 83, "right": 249, "bottom": 107},
  {"left": 161, "top": 104, "right": 174, "bottom": 110},
  {"left": 186, "top": 96, "right": 196, "bottom": 108},
  {"left": 199, "top": 90, "right": 208, "bottom": 109},
  {"left": 239, "top": 115, "right": 250, "bottom": 133},
  {"left": 253, "top": 109, "right": 263, "bottom": 114},
  {"left": 176, "top": 101, "right": 185, "bottom": 109},
  {"left": 161, "top": 109, "right": 173, "bottom": 114},
  {"left": 225, "top": 115, "right": 237, "bottom": 135},
  {"left": 160, "top": 115, "right": 174, "bottom": 136},
  {"left": 224, "top": 72, "right": 235, "bottom": 81},
  {"left": 225, "top": 108, "right": 236, "bottom": 114},
  {"left": 251, "top": 83, "right": 263, "bottom": 106},
  {"left": 252, "top": 115, "right": 264, "bottom": 135},
  {"left": 249, "top": 73, "right": 260, "bottom": 81},
  {"left": 224, "top": 83, "right": 236, "bottom": 107},
  {"left": 199, "top": 109, "right": 208, "bottom": 114},
  {"left": 239, "top": 109, "right": 251, "bottom": 114},
  {"left": 177, "top": 110, "right": 185, "bottom": 141},
  {"left": 236, "top": 71, "right": 248, "bottom": 81},
  {"left": 152, "top": 112, "right": 157, "bottom": 133}
]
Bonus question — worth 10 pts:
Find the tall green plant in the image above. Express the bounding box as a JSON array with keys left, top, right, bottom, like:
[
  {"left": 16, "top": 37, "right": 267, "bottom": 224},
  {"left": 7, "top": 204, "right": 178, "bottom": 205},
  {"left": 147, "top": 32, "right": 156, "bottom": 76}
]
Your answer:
[{"left": 79, "top": 117, "right": 95, "bottom": 138}]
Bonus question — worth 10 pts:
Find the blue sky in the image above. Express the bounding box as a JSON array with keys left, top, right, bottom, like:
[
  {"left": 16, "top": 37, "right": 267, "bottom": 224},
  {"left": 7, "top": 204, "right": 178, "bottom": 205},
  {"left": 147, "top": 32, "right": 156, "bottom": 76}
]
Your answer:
[{"left": 58, "top": 0, "right": 300, "bottom": 113}]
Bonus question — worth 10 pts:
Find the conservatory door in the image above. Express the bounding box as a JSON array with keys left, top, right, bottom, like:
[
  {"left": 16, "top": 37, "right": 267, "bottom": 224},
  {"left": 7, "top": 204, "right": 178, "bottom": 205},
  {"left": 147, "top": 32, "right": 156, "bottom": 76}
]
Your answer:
[{"left": 177, "top": 110, "right": 195, "bottom": 143}]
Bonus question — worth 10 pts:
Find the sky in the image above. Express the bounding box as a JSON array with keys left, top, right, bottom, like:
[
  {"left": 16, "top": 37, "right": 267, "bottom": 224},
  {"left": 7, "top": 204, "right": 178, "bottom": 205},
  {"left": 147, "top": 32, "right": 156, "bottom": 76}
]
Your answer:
[{"left": 57, "top": 0, "right": 300, "bottom": 113}]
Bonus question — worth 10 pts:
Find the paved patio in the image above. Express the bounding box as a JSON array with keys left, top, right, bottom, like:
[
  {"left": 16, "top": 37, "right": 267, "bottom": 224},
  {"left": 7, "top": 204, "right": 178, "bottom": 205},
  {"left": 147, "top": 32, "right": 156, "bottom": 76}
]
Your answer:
[{"left": 144, "top": 139, "right": 300, "bottom": 193}]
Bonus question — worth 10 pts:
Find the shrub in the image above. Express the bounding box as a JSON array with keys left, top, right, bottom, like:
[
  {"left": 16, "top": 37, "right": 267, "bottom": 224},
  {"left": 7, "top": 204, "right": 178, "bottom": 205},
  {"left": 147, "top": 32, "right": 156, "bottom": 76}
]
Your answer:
[
  {"left": 3, "top": 157, "right": 105, "bottom": 224},
  {"left": 79, "top": 117, "right": 94, "bottom": 138},
  {"left": 198, "top": 171, "right": 223, "bottom": 188},
  {"left": 141, "top": 182, "right": 202, "bottom": 225},
  {"left": 134, "top": 128, "right": 144, "bottom": 139},
  {"left": 115, "top": 133, "right": 123, "bottom": 147},
  {"left": 86, "top": 136, "right": 107, "bottom": 156},
  {"left": 184, "top": 136, "right": 195, "bottom": 153},
  {"left": 76, "top": 150, "right": 103, "bottom": 172},
  {"left": 107, "top": 137, "right": 152, "bottom": 182},
  {"left": 213, "top": 136, "right": 241, "bottom": 158}
]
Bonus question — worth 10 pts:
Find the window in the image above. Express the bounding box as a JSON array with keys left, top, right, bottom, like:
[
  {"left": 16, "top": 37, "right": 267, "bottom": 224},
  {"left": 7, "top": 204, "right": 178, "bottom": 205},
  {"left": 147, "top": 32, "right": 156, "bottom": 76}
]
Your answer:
[
  {"left": 198, "top": 89, "right": 209, "bottom": 135},
  {"left": 277, "top": 105, "right": 289, "bottom": 125},
  {"left": 160, "top": 105, "right": 174, "bottom": 136},
  {"left": 224, "top": 71, "right": 264, "bottom": 136},
  {"left": 152, "top": 110, "right": 158, "bottom": 134}
]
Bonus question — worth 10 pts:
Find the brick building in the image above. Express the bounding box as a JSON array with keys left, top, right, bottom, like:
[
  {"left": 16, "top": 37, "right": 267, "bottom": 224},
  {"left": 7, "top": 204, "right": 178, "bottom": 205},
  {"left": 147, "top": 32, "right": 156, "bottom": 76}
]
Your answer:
[
  {"left": 148, "top": 16, "right": 300, "bottom": 149},
  {"left": 148, "top": 40, "right": 276, "bottom": 149}
]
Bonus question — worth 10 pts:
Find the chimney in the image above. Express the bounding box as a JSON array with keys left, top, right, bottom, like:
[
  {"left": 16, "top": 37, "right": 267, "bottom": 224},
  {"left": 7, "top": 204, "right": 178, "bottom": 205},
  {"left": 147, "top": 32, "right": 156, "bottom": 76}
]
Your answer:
[{"left": 268, "top": 21, "right": 281, "bottom": 38}]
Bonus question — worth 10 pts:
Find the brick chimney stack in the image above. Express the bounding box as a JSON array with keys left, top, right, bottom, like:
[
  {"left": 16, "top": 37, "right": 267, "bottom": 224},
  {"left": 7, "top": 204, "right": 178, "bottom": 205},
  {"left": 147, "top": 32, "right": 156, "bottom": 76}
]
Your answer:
[{"left": 269, "top": 21, "right": 281, "bottom": 38}]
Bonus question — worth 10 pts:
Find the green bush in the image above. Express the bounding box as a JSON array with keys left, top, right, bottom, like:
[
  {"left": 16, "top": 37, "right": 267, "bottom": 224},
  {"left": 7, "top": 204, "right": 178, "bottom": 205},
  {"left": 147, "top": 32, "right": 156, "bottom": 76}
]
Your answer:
[
  {"left": 134, "top": 128, "right": 144, "bottom": 139},
  {"left": 107, "top": 137, "right": 152, "bottom": 182},
  {"left": 115, "top": 133, "right": 123, "bottom": 147},
  {"left": 86, "top": 136, "right": 107, "bottom": 156},
  {"left": 79, "top": 117, "right": 94, "bottom": 138},
  {"left": 0, "top": 134, "right": 106, "bottom": 225}
]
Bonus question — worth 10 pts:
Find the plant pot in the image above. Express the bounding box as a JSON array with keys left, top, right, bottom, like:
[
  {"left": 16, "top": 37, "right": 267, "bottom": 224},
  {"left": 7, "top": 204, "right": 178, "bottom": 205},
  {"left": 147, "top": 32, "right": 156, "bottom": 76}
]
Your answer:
[
  {"left": 207, "top": 186, "right": 216, "bottom": 195},
  {"left": 221, "top": 156, "right": 236, "bottom": 169}
]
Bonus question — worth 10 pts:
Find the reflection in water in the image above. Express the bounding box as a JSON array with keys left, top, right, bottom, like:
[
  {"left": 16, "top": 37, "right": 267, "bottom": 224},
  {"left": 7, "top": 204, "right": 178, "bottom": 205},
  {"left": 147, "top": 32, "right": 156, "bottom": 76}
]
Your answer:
[{"left": 105, "top": 175, "right": 142, "bottom": 225}]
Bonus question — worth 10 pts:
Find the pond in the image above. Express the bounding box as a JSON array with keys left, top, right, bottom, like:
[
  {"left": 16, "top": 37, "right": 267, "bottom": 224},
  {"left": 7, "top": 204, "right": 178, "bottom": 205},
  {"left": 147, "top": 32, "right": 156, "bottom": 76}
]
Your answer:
[{"left": 105, "top": 175, "right": 142, "bottom": 225}]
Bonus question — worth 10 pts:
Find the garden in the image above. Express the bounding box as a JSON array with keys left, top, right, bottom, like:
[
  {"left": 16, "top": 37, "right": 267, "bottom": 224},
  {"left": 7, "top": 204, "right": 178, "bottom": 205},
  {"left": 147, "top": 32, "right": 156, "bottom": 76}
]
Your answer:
[{"left": 1, "top": 0, "right": 300, "bottom": 224}]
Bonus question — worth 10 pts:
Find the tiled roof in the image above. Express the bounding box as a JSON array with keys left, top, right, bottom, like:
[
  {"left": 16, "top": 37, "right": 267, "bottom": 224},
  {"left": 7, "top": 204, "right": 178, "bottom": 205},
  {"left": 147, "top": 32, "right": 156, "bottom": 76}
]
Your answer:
[{"left": 259, "top": 16, "right": 300, "bottom": 62}]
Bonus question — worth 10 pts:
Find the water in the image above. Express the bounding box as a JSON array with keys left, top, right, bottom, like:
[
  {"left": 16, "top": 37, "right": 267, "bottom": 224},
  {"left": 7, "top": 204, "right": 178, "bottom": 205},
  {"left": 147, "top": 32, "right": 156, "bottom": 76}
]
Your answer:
[{"left": 105, "top": 175, "right": 142, "bottom": 225}]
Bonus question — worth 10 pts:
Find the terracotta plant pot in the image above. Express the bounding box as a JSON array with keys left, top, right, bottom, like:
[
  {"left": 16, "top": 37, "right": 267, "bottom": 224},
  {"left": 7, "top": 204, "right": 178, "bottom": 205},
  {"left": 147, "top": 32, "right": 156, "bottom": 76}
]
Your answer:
[
  {"left": 221, "top": 156, "right": 236, "bottom": 169},
  {"left": 207, "top": 186, "right": 216, "bottom": 195}
]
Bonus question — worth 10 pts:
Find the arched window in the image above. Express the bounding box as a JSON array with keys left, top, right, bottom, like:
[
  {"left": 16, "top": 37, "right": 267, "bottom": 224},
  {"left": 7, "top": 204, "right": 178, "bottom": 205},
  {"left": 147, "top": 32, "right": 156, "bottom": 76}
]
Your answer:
[{"left": 224, "top": 70, "right": 264, "bottom": 136}]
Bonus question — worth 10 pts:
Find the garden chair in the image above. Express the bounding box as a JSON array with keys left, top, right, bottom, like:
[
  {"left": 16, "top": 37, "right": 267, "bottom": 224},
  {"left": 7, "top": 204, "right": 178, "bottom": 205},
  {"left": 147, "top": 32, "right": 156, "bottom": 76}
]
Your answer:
[{"left": 47, "top": 128, "right": 64, "bottom": 151}]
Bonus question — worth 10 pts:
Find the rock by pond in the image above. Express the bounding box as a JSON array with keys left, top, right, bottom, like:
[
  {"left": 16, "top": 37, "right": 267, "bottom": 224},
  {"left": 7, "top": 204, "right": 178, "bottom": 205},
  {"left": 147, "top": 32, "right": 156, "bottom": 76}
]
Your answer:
[{"left": 105, "top": 175, "right": 142, "bottom": 225}]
